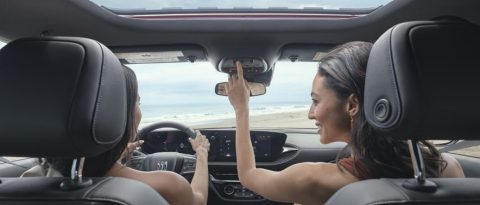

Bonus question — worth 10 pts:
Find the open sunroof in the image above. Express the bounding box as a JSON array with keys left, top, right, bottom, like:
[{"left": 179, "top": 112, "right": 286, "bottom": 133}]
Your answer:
[{"left": 90, "top": 0, "right": 393, "bottom": 15}]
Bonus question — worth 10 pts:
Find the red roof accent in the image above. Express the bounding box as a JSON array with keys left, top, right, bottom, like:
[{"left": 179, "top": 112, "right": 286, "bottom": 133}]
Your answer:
[{"left": 122, "top": 13, "right": 362, "bottom": 20}]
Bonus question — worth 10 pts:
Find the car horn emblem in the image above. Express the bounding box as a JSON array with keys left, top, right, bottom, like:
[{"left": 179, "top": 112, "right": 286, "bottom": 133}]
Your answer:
[{"left": 157, "top": 161, "right": 168, "bottom": 171}]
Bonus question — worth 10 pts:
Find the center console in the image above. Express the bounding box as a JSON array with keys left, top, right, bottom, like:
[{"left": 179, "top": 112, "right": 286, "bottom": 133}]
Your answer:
[
  {"left": 210, "top": 174, "right": 265, "bottom": 201},
  {"left": 202, "top": 130, "right": 290, "bottom": 202}
]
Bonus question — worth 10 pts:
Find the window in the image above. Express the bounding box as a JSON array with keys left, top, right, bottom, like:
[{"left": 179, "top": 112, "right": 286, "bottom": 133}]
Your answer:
[
  {"left": 90, "top": 0, "right": 393, "bottom": 15},
  {"left": 433, "top": 140, "right": 480, "bottom": 158},
  {"left": 129, "top": 61, "right": 317, "bottom": 129},
  {"left": 449, "top": 145, "right": 480, "bottom": 158}
]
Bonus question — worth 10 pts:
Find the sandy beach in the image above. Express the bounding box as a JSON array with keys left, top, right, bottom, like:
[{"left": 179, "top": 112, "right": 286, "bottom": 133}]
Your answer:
[{"left": 191, "top": 109, "right": 315, "bottom": 129}]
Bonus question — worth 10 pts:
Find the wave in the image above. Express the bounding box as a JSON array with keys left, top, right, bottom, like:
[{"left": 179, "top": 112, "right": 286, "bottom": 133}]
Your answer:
[{"left": 140, "top": 104, "right": 309, "bottom": 127}]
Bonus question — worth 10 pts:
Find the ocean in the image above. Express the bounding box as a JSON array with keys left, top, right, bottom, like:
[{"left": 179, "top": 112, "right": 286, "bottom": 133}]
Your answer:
[{"left": 140, "top": 102, "right": 310, "bottom": 127}]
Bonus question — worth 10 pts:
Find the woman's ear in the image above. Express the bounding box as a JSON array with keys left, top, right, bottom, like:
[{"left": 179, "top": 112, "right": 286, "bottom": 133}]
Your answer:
[{"left": 346, "top": 94, "right": 359, "bottom": 117}]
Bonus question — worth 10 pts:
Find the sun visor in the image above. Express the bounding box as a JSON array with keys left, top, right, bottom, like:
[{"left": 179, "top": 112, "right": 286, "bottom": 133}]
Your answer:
[
  {"left": 112, "top": 45, "right": 207, "bottom": 64},
  {"left": 279, "top": 44, "right": 335, "bottom": 62}
]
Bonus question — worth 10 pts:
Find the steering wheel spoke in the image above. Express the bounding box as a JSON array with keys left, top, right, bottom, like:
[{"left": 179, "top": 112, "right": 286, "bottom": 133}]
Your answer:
[{"left": 180, "top": 155, "right": 197, "bottom": 175}]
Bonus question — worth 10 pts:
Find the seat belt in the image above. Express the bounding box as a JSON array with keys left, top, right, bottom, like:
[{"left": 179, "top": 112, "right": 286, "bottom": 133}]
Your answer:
[{"left": 438, "top": 140, "right": 480, "bottom": 152}]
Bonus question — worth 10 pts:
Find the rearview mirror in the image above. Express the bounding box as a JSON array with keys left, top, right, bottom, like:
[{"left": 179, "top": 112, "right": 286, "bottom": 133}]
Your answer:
[{"left": 215, "top": 82, "right": 266, "bottom": 96}]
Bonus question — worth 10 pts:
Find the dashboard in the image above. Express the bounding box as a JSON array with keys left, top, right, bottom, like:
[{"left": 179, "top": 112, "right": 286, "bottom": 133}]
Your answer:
[
  {"left": 138, "top": 128, "right": 345, "bottom": 204},
  {"left": 141, "top": 129, "right": 287, "bottom": 162}
]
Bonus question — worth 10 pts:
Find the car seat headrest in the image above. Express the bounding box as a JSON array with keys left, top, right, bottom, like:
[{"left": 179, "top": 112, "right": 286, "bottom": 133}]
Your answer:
[
  {"left": 365, "top": 19, "right": 480, "bottom": 140},
  {"left": 0, "top": 37, "right": 127, "bottom": 157}
]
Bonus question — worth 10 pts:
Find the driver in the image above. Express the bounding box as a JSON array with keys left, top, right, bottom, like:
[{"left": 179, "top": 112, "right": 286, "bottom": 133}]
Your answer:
[
  {"left": 24, "top": 66, "right": 210, "bottom": 205},
  {"left": 225, "top": 42, "right": 465, "bottom": 205}
]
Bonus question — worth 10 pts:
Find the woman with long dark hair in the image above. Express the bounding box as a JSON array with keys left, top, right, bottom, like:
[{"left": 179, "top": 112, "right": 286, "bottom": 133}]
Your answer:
[
  {"left": 33, "top": 66, "right": 210, "bottom": 205},
  {"left": 226, "top": 41, "right": 464, "bottom": 205}
]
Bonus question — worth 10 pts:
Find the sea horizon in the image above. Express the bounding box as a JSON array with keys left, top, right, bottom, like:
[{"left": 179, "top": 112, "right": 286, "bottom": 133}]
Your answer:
[{"left": 140, "top": 101, "right": 310, "bottom": 127}]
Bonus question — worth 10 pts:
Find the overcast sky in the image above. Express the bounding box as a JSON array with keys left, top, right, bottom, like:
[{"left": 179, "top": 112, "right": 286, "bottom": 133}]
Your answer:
[
  {"left": 91, "top": 0, "right": 392, "bottom": 10},
  {"left": 129, "top": 61, "right": 318, "bottom": 107}
]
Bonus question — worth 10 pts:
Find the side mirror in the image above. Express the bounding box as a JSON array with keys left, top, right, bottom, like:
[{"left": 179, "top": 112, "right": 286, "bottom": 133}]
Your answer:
[{"left": 215, "top": 82, "right": 266, "bottom": 96}]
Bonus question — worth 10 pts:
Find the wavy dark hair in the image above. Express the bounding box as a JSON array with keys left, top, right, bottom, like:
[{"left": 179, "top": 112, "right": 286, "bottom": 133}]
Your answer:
[
  {"left": 46, "top": 65, "right": 139, "bottom": 177},
  {"left": 318, "top": 41, "right": 446, "bottom": 178}
]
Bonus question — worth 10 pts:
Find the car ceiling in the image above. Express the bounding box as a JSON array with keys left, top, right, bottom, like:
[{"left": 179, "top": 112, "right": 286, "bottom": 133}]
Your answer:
[{"left": 1, "top": 0, "right": 479, "bottom": 69}]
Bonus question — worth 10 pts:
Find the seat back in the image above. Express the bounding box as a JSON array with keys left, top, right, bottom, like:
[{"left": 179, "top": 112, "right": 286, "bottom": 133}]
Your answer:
[
  {"left": 0, "top": 177, "right": 168, "bottom": 205},
  {"left": 327, "top": 178, "right": 480, "bottom": 205},
  {"left": 0, "top": 37, "right": 168, "bottom": 205},
  {"left": 327, "top": 18, "right": 480, "bottom": 205}
]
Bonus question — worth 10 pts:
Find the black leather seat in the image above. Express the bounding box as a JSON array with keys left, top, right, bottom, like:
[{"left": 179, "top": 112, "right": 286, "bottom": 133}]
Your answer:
[
  {"left": 0, "top": 37, "right": 168, "bottom": 205},
  {"left": 326, "top": 19, "right": 480, "bottom": 205},
  {"left": 327, "top": 178, "right": 480, "bottom": 204}
]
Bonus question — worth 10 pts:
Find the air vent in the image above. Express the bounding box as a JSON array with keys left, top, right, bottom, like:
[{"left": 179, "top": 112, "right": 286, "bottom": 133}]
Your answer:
[{"left": 277, "top": 144, "right": 299, "bottom": 161}]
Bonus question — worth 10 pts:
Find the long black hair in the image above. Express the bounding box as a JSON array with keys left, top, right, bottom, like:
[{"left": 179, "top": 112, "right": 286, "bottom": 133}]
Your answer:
[
  {"left": 47, "top": 66, "right": 139, "bottom": 177},
  {"left": 318, "top": 41, "right": 445, "bottom": 178}
]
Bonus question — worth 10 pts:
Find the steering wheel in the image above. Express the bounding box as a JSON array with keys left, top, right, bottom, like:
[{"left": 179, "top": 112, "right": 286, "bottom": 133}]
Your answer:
[{"left": 128, "top": 121, "right": 198, "bottom": 175}]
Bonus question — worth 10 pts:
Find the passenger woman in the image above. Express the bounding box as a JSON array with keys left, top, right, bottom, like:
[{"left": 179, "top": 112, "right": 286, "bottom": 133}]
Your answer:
[{"left": 226, "top": 41, "right": 464, "bottom": 205}]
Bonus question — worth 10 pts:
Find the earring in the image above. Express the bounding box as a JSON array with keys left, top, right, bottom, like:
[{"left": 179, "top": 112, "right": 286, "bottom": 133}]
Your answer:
[{"left": 350, "top": 115, "right": 354, "bottom": 128}]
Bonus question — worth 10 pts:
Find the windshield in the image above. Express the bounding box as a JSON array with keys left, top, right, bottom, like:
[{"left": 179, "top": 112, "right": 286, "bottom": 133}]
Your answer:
[
  {"left": 129, "top": 61, "right": 317, "bottom": 129},
  {"left": 90, "top": 0, "right": 393, "bottom": 14}
]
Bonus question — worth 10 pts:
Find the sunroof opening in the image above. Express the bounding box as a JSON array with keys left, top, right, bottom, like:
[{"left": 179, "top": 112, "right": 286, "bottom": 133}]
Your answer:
[{"left": 90, "top": 0, "right": 394, "bottom": 15}]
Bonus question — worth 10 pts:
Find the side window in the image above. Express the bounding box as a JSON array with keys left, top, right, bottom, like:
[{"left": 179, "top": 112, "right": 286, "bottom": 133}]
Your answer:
[
  {"left": 433, "top": 140, "right": 480, "bottom": 158},
  {"left": 449, "top": 145, "right": 480, "bottom": 158}
]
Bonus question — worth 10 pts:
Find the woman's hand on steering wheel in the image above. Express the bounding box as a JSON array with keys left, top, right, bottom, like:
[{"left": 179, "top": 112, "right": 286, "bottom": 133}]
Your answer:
[
  {"left": 121, "top": 140, "right": 144, "bottom": 160},
  {"left": 189, "top": 130, "right": 210, "bottom": 154},
  {"left": 133, "top": 122, "right": 205, "bottom": 173}
]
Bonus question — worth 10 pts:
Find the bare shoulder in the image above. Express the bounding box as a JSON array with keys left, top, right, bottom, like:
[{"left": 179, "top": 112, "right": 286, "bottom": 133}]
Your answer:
[
  {"left": 149, "top": 170, "right": 188, "bottom": 184},
  {"left": 233, "top": 162, "right": 359, "bottom": 204},
  {"left": 291, "top": 162, "right": 358, "bottom": 190},
  {"left": 440, "top": 153, "right": 465, "bottom": 177},
  {"left": 107, "top": 164, "right": 193, "bottom": 204},
  {"left": 128, "top": 169, "right": 190, "bottom": 194},
  {"left": 285, "top": 162, "right": 358, "bottom": 203},
  {"left": 146, "top": 171, "right": 195, "bottom": 205}
]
